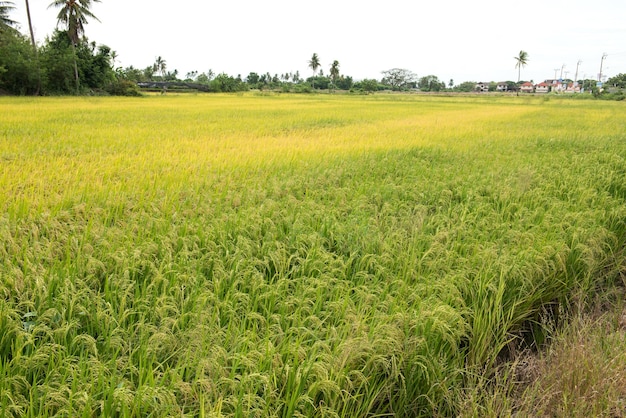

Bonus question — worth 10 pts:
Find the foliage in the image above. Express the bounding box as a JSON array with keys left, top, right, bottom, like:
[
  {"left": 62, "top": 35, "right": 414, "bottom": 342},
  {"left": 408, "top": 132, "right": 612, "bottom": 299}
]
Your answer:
[
  {"left": 38, "top": 30, "right": 114, "bottom": 94},
  {"left": 381, "top": 68, "right": 417, "bottom": 90},
  {"left": 334, "top": 75, "right": 353, "bottom": 90},
  {"left": 0, "top": 28, "right": 39, "bottom": 94},
  {"left": 454, "top": 81, "right": 478, "bottom": 92},
  {"left": 606, "top": 73, "right": 626, "bottom": 88},
  {"left": 0, "top": 0, "right": 16, "bottom": 31},
  {"left": 329, "top": 60, "right": 340, "bottom": 91},
  {"left": 105, "top": 78, "right": 141, "bottom": 96},
  {"left": 418, "top": 74, "right": 446, "bottom": 92},
  {"left": 48, "top": 0, "right": 101, "bottom": 45},
  {"left": 308, "top": 53, "right": 320, "bottom": 88},
  {"left": 514, "top": 50, "right": 529, "bottom": 82},
  {"left": 355, "top": 78, "right": 381, "bottom": 93},
  {"left": 305, "top": 75, "right": 330, "bottom": 90},
  {"left": 209, "top": 72, "right": 247, "bottom": 92}
]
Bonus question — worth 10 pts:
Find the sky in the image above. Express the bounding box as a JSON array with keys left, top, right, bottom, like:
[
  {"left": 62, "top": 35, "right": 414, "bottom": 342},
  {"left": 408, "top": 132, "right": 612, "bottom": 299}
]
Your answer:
[{"left": 10, "top": 0, "right": 626, "bottom": 85}]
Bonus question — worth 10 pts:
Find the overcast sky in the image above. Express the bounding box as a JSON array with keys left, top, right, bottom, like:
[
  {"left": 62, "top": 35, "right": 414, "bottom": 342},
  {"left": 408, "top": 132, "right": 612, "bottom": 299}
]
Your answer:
[{"left": 10, "top": 0, "right": 626, "bottom": 84}]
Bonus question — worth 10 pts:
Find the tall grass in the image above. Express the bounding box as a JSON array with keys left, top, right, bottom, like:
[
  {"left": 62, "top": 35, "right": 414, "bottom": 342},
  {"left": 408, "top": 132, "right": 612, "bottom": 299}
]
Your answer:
[{"left": 1, "top": 94, "right": 625, "bottom": 416}]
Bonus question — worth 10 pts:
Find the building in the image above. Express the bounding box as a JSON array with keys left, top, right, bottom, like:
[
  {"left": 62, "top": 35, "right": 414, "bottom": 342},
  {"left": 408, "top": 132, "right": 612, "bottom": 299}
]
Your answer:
[
  {"left": 535, "top": 82, "right": 551, "bottom": 93},
  {"left": 520, "top": 82, "right": 534, "bottom": 93},
  {"left": 496, "top": 82, "right": 509, "bottom": 92},
  {"left": 475, "top": 82, "right": 490, "bottom": 92}
]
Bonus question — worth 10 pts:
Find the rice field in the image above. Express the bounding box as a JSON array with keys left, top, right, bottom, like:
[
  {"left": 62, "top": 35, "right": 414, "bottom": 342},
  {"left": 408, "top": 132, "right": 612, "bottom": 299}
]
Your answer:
[{"left": 0, "top": 94, "right": 625, "bottom": 417}]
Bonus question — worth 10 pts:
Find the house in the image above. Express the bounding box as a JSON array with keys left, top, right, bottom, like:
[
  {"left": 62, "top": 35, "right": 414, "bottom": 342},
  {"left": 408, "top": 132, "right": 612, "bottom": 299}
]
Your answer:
[
  {"left": 520, "top": 82, "right": 534, "bottom": 93},
  {"left": 535, "top": 82, "right": 551, "bottom": 93},
  {"left": 565, "top": 83, "right": 581, "bottom": 93},
  {"left": 496, "top": 82, "right": 509, "bottom": 92},
  {"left": 475, "top": 82, "right": 490, "bottom": 92}
]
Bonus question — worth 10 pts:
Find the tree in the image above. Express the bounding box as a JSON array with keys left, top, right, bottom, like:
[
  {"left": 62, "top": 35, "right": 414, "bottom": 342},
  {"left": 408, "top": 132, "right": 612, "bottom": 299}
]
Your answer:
[
  {"left": 606, "top": 73, "right": 626, "bottom": 89},
  {"left": 514, "top": 50, "right": 529, "bottom": 83},
  {"left": 359, "top": 78, "right": 379, "bottom": 94},
  {"left": 329, "top": 60, "right": 339, "bottom": 92},
  {"left": 154, "top": 56, "right": 166, "bottom": 78},
  {"left": 418, "top": 75, "right": 445, "bottom": 92},
  {"left": 48, "top": 0, "right": 101, "bottom": 92},
  {"left": 0, "top": 1, "right": 16, "bottom": 31},
  {"left": 38, "top": 29, "right": 113, "bottom": 94},
  {"left": 381, "top": 68, "right": 417, "bottom": 91},
  {"left": 335, "top": 75, "right": 353, "bottom": 91},
  {"left": 0, "top": 27, "right": 40, "bottom": 94},
  {"left": 455, "top": 81, "right": 477, "bottom": 92},
  {"left": 308, "top": 53, "right": 320, "bottom": 89}
]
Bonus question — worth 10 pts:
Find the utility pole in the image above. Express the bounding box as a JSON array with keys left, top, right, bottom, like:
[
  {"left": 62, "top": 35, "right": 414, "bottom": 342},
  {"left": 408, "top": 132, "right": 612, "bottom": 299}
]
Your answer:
[
  {"left": 553, "top": 68, "right": 560, "bottom": 80},
  {"left": 560, "top": 64, "right": 565, "bottom": 80},
  {"left": 574, "top": 60, "right": 582, "bottom": 85},
  {"left": 598, "top": 53, "right": 607, "bottom": 82}
]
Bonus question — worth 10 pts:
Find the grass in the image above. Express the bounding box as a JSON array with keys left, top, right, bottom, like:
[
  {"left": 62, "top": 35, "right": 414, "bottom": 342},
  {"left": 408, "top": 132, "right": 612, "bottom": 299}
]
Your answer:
[{"left": 0, "top": 93, "right": 625, "bottom": 416}]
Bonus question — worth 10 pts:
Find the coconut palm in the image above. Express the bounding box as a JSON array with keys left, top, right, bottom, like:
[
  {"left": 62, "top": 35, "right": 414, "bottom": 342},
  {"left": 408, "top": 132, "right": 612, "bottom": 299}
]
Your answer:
[
  {"left": 308, "top": 53, "right": 320, "bottom": 89},
  {"left": 514, "top": 50, "right": 529, "bottom": 83},
  {"left": 0, "top": 1, "right": 17, "bottom": 31},
  {"left": 49, "top": 0, "right": 101, "bottom": 91},
  {"left": 49, "top": 0, "right": 100, "bottom": 44},
  {"left": 329, "top": 60, "right": 340, "bottom": 93},
  {"left": 154, "top": 56, "right": 166, "bottom": 79}
]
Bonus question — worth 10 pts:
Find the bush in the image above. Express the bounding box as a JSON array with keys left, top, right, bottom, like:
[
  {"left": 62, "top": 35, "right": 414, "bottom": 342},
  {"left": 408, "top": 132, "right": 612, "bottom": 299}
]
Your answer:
[
  {"left": 105, "top": 79, "right": 142, "bottom": 96},
  {"left": 294, "top": 84, "right": 313, "bottom": 94}
]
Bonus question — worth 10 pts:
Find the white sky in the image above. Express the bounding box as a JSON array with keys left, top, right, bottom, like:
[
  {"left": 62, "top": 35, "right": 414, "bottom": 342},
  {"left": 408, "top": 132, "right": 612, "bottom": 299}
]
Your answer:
[{"left": 10, "top": 0, "right": 626, "bottom": 84}]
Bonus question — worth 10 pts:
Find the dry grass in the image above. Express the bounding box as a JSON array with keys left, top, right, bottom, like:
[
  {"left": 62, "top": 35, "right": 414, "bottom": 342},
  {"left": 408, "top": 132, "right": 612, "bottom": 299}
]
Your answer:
[{"left": 460, "top": 270, "right": 626, "bottom": 418}]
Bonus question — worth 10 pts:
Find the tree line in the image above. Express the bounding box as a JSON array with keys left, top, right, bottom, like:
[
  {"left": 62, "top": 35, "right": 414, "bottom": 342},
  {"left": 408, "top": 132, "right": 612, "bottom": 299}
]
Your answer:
[{"left": 2, "top": 2, "right": 624, "bottom": 96}]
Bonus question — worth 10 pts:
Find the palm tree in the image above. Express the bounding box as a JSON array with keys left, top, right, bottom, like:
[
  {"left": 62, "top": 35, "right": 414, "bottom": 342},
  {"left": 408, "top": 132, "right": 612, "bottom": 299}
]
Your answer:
[
  {"left": 308, "top": 53, "right": 320, "bottom": 89},
  {"left": 48, "top": 0, "right": 101, "bottom": 91},
  {"left": 329, "top": 60, "right": 340, "bottom": 93},
  {"left": 154, "top": 56, "right": 166, "bottom": 79},
  {"left": 0, "top": 1, "right": 17, "bottom": 31},
  {"left": 514, "top": 50, "right": 529, "bottom": 83}
]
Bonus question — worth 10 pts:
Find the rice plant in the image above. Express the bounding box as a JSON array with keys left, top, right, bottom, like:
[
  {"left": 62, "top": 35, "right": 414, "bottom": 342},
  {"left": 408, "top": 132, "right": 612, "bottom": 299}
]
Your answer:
[{"left": 1, "top": 94, "right": 625, "bottom": 416}]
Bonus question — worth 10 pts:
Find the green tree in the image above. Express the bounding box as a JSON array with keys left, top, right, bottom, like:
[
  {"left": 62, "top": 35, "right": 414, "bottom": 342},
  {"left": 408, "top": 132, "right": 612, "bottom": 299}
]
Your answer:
[
  {"left": 514, "top": 50, "right": 529, "bottom": 83},
  {"left": 154, "top": 56, "right": 166, "bottom": 79},
  {"left": 606, "top": 73, "right": 626, "bottom": 89},
  {"left": 245, "top": 72, "right": 260, "bottom": 87},
  {"left": 455, "top": 81, "right": 477, "bottom": 92},
  {"left": 48, "top": 0, "right": 101, "bottom": 92},
  {"left": 335, "top": 75, "right": 353, "bottom": 90},
  {"left": 209, "top": 72, "right": 247, "bottom": 92},
  {"left": 381, "top": 68, "right": 417, "bottom": 91},
  {"left": 418, "top": 75, "right": 445, "bottom": 92},
  {"left": 0, "top": 27, "right": 40, "bottom": 94},
  {"left": 39, "top": 29, "right": 113, "bottom": 94},
  {"left": 358, "top": 78, "right": 379, "bottom": 93},
  {"left": 329, "top": 60, "right": 339, "bottom": 92},
  {"left": 0, "top": 1, "right": 16, "bottom": 31},
  {"left": 308, "top": 53, "right": 320, "bottom": 89}
]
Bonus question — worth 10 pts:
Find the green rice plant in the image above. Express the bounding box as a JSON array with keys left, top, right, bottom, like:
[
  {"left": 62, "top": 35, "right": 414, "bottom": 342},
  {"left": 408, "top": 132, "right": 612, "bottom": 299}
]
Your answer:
[{"left": 0, "top": 94, "right": 625, "bottom": 416}]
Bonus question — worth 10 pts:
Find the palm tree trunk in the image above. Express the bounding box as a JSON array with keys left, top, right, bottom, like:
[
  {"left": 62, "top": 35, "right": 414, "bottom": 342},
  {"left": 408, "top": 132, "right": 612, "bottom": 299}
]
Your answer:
[
  {"left": 24, "top": 0, "right": 41, "bottom": 95},
  {"left": 71, "top": 42, "right": 80, "bottom": 93},
  {"left": 24, "top": 0, "right": 35, "bottom": 49}
]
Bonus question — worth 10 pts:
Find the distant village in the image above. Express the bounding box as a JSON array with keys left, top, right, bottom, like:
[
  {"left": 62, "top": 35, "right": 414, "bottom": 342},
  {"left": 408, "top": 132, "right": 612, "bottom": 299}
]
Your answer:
[{"left": 475, "top": 79, "right": 586, "bottom": 94}]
